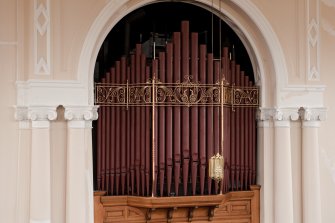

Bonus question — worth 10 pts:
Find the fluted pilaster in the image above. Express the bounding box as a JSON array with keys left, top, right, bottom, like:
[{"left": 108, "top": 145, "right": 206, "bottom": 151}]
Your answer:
[
  {"left": 299, "top": 107, "right": 326, "bottom": 223},
  {"left": 64, "top": 106, "right": 98, "bottom": 223}
]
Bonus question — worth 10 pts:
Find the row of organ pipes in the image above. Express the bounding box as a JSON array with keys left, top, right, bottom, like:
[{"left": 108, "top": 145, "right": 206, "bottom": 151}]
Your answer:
[{"left": 95, "top": 21, "right": 257, "bottom": 197}]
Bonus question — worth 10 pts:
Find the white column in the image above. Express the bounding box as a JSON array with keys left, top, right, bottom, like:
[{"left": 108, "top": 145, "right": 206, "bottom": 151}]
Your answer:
[
  {"left": 28, "top": 106, "right": 57, "bottom": 223},
  {"left": 14, "top": 106, "right": 31, "bottom": 223},
  {"left": 273, "top": 109, "right": 298, "bottom": 223},
  {"left": 299, "top": 108, "right": 326, "bottom": 223},
  {"left": 257, "top": 108, "right": 274, "bottom": 223},
  {"left": 64, "top": 106, "right": 98, "bottom": 223}
]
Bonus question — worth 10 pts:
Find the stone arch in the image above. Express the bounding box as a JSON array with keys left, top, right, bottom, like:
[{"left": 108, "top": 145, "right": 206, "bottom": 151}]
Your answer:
[
  {"left": 77, "top": 1, "right": 290, "bottom": 222},
  {"left": 77, "top": 0, "right": 288, "bottom": 108}
]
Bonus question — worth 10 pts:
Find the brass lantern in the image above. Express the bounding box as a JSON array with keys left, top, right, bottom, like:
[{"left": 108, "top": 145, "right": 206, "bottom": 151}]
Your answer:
[{"left": 209, "top": 153, "right": 224, "bottom": 181}]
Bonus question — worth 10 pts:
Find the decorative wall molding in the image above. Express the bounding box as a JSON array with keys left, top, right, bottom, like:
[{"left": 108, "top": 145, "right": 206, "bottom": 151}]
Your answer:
[
  {"left": 307, "top": 0, "right": 320, "bottom": 81},
  {"left": 16, "top": 80, "right": 87, "bottom": 107},
  {"left": 34, "top": 0, "right": 51, "bottom": 75},
  {"left": 64, "top": 106, "right": 99, "bottom": 128}
]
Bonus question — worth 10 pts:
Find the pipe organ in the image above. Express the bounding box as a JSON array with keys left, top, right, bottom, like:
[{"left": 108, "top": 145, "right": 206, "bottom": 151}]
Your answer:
[{"left": 94, "top": 21, "right": 260, "bottom": 223}]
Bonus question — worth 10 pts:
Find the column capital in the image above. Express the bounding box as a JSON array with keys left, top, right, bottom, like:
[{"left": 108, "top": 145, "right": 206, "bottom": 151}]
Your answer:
[
  {"left": 257, "top": 107, "right": 300, "bottom": 121},
  {"left": 299, "top": 107, "right": 327, "bottom": 122},
  {"left": 27, "top": 106, "right": 58, "bottom": 121},
  {"left": 28, "top": 106, "right": 57, "bottom": 128},
  {"left": 64, "top": 106, "right": 99, "bottom": 128}
]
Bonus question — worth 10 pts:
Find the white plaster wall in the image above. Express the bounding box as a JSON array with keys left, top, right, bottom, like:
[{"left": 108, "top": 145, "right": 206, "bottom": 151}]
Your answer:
[
  {"left": 0, "top": 0, "right": 19, "bottom": 222},
  {"left": 0, "top": 0, "right": 334, "bottom": 222},
  {"left": 319, "top": 1, "right": 335, "bottom": 222}
]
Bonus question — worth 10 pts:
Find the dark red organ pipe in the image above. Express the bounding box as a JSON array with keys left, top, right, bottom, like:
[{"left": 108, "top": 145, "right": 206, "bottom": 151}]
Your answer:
[
  {"left": 140, "top": 54, "right": 146, "bottom": 196},
  {"left": 223, "top": 47, "right": 230, "bottom": 193},
  {"left": 230, "top": 61, "right": 238, "bottom": 190},
  {"left": 190, "top": 33, "right": 199, "bottom": 195},
  {"left": 121, "top": 57, "right": 127, "bottom": 195},
  {"left": 105, "top": 72, "right": 111, "bottom": 194},
  {"left": 213, "top": 60, "right": 220, "bottom": 194},
  {"left": 115, "top": 61, "right": 121, "bottom": 195},
  {"left": 126, "top": 66, "right": 131, "bottom": 195},
  {"left": 165, "top": 43, "right": 173, "bottom": 196},
  {"left": 173, "top": 32, "right": 181, "bottom": 196},
  {"left": 145, "top": 65, "right": 151, "bottom": 196},
  {"left": 101, "top": 77, "right": 106, "bottom": 191},
  {"left": 135, "top": 44, "right": 141, "bottom": 196},
  {"left": 158, "top": 52, "right": 166, "bottom": 196},
  {"left": 110, "top": 68, "right": 116, "bottom": 195},
  {"left": 240, "top": 71, "right": 246, "bottom": 190},
  {"left": 199, "top": 44, "right": 207, "bottom": 195},
  {"left": 130, "top": 54, "right": 135, "bottom": 195},
  {"left": 152, "top": 58, "right": 159, "bottom": 196},
  {"left": 206, "top": 53, "right": 214, "bottom": 195},
  {"left": 181, "top": 21, "right": 190, "bottom": 196}
]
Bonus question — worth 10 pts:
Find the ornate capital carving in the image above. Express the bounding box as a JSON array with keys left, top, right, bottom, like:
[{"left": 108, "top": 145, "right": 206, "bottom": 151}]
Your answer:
[
  {"left": 28, "top": 106, "right": 57, "bottom": 121},
  {"left": 257, "top": 108, "right": 300, "bottom": 121},
  {"left": 299, "top": 107, "right": 327, "bottom": 121},
  {"left": 64, "top": 106, "right": 99, "bottom": 121},
  {"left": 273, "top": 108, "right": 300, "bottom": 121}
]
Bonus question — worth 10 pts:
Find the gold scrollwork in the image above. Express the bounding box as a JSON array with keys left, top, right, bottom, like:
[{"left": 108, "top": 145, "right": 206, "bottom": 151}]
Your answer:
[{"left": 94, "top": 75, "right": 259, "bottom": 108}]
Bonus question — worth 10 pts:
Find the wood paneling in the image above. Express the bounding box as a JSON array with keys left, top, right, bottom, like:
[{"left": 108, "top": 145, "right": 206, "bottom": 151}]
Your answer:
[{"left": 94, "top": 185, "right": 260, "bottom": 223}]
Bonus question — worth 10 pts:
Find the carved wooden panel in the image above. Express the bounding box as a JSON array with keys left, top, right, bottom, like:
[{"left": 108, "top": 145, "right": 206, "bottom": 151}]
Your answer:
[{"left": 94, "top": 185, "right": 260, "bottom": 223}]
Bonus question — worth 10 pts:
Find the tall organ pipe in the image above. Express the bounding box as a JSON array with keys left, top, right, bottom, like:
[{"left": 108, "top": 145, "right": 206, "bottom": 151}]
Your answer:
[
  {"left": 173, "top": 32, "right": 181, "bottom": 196},
  {"left": 115, "top": 61, "right": 121, "bottom": 195},
  {"left": 206, "top": 53, "right": 214, "bottom": 195},
  {"left": 130, "top": 55, "right": 136, "bottom": 195},
  {"left": 121, "top": 57, "right": 127, "bottom": 195},
  {"left": 105, "top": 72, "right": 111, "bottom": 194},
  {"left": 135, "top": 44, "right": 141, "bottom": 195},
  {"left": 145, "top": 65, "right": 151, "bottom": 196},
  {"left": 158, "top": 52, "right": 166, "bottom": 196},
  {"left": 199, "top": 44, "right": 207, "bottom": 195},
  {"left": 214, "top": 60, "right": 220, "bottom": 194},
  {"left": 165, "top": 43, "right": 173, "bottom": 196},
  {"left": 181, "top": 21, "right": 190, "bottom": 196},
  {"left": 190, "top": 33, "right": 199, "bottom": 196},
  {"left": 101, "top": 77, "right": 107, "bottom": 191},
  {"left": 140, "top": 54, "right": 146, "bottom": 196},
  {"left": 110, "top": 68, "right": 116, "bottom": 195},
  {"left": 230, "top": 60, "right": 236, "bottom": 190}
]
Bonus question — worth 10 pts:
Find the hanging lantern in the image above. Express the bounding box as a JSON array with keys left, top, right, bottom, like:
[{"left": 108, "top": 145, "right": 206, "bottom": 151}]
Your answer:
[{"left": 209, "top": 153, "right": 224, "bottom": 181}]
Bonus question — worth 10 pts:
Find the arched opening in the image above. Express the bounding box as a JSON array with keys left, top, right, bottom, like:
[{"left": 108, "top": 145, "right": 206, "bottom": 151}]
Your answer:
[{"left": 92, "top": 2, "right": 260, "bottom": 222}]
